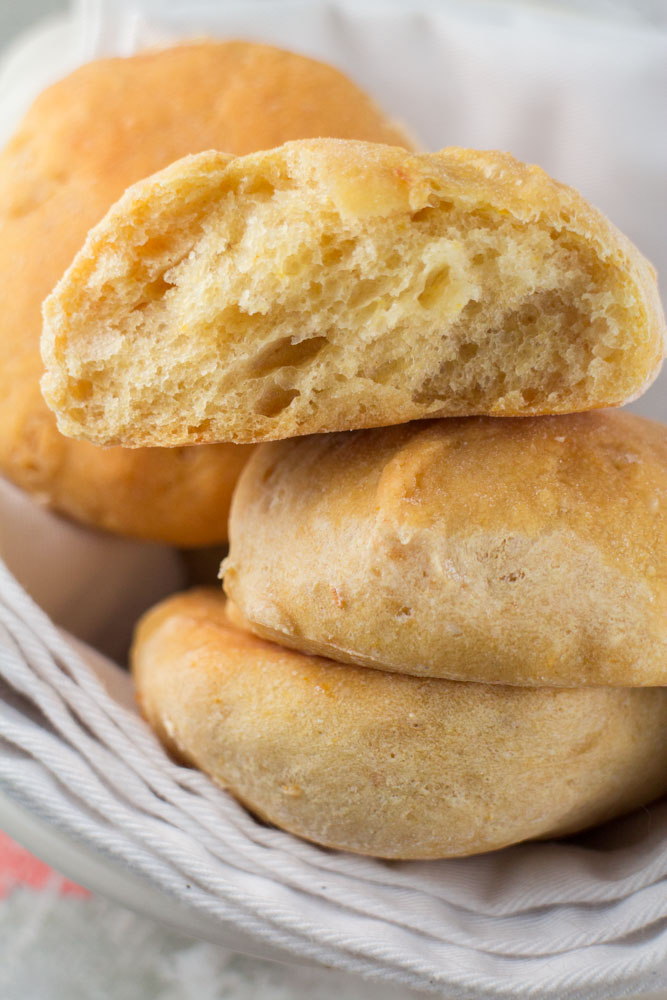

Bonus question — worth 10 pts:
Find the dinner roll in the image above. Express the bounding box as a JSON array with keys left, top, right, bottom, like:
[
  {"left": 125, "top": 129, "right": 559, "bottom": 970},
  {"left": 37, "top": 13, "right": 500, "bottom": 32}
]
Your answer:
[
  {"left": 132, "top": 590, "right": 667, "bottom": 860},
  {"left": 223, "top": 411, "right": 667, "bottom": 687},
  {"left": 42, "top": 140, "right": 664, "bottom": 448},
  {"left": 0, "top": 42, "right": 409, "bottom": 543}
]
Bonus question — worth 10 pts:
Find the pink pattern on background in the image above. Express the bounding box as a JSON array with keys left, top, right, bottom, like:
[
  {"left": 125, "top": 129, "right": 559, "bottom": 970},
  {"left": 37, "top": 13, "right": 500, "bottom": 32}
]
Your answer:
[{"left": 0, "top": 831, "right": 89, "bottom": 899}]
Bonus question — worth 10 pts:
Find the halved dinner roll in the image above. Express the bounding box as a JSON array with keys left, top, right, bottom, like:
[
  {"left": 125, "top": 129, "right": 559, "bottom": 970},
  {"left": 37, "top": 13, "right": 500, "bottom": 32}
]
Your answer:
[
  {"left": 223, "top": 411, "right": 667, "bottom": 687},
  {"left": 42, "top": 140, "right": 664, "bottom": 447},
  {"left": 132, "top": 590, "right": 667, "bottom": 860},
  {"left": 1, "top": 42, "right": 409, "bottom": 543}
]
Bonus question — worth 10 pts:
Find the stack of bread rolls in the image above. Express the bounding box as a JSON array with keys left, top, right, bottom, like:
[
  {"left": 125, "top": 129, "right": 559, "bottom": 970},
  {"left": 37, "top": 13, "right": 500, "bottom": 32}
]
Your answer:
[{"left": 31, "top": 45, "right": 667, "bottom": 859}]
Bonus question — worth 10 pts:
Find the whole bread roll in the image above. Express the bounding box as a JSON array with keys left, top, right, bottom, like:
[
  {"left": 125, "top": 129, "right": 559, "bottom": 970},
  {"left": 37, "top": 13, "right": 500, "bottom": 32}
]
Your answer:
[
  {"left": 223, "top": 411, "right": 667, "bottom": 687},
  {"left": 41, "top": 141, "right": 664, "bottom": 448},
  {"left": 132, "top": 590, "right": 667, "bottom": 860},
  {"left": 0, "top": 42, "right": 410, "bottom": 544}
]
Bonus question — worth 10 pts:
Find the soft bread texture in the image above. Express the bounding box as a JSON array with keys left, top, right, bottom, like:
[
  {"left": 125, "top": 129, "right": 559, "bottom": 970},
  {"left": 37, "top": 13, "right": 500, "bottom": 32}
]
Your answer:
[
  {"left": 0, "top": 43, "right": 409, "bottom": 543},
  {"left": 223, "top": 411, "right": 667, "bottom": 687},
  {"left": 132, "top": 590, "right": 667, "bottom": 860},
  {"left": 41, "top": 140, "right": 665, "bottom": 447}
]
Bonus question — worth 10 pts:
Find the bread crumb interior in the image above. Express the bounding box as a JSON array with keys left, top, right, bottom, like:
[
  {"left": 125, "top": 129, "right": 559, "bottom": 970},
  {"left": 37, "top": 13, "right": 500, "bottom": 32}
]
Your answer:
[{"left": 56, "top": 165, "right": 644, "bottom": 440}]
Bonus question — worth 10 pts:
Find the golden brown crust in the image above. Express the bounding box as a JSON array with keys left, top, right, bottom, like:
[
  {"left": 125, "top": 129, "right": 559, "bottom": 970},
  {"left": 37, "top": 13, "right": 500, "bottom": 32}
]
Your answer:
[
  {"left": 223, "top": 411, "right": 667, "bottom": 687},
  {"left": 131, "top": 589, "right": 667, "bottom": 860},
  {"left": 0, "top": 42, "right": 410, "bottom": 542},
  {"left": 41, "top": 140, "right": 664, "bottom": 448}
]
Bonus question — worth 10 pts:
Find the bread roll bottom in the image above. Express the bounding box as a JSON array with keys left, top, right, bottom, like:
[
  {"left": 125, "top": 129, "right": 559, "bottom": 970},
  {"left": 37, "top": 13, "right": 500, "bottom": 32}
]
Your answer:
[{"left": 132, "top": 590, "right": 667, "bottom": 859}]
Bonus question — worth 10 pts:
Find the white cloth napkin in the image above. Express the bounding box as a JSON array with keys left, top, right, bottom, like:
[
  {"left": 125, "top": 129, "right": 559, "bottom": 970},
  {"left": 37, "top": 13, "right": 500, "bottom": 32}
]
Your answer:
[{"left": 0, "top": 2, "right": 665, "bottom": 997}]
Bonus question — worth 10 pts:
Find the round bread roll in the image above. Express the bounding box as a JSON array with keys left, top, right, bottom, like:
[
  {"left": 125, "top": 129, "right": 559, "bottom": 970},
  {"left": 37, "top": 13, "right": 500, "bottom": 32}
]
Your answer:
[
  {"left": 223, "top": 411, "right": 667, "bottom": 687},
  {"left": 132, "top": 590, "right": 667, "bottom": 860},
  {"left": 41, "top": 140, "right": 664, "bottom": 448},
  {"left": 0, "top": 42, "right": 410, "bottom": 544}
]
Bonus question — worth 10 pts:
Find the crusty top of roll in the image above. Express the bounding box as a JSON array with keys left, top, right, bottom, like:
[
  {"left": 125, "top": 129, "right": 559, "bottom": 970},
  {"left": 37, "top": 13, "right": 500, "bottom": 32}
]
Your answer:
[
  {"left": 42, "top": 140, "right": 664, "bottom": 447},
  {"left": 223, "top": 410, "right": 667, "bottom": 687},
  {"left": 0, "top": 42, "right": 410, "bottom": 544}
]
